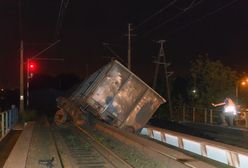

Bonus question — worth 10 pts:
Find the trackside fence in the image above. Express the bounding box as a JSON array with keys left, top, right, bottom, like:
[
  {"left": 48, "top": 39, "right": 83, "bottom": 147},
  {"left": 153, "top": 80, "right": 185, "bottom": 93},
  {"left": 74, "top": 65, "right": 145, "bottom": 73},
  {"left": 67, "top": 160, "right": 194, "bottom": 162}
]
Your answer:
[
  {"left": 172, "top": 105, "right": 223, "bottom": 124},
  {"left": 141, "top": 126, "right": 248, "bottom": 168},
  {"left": 0, "top": 106, "right": 18, "bottom": 141}
]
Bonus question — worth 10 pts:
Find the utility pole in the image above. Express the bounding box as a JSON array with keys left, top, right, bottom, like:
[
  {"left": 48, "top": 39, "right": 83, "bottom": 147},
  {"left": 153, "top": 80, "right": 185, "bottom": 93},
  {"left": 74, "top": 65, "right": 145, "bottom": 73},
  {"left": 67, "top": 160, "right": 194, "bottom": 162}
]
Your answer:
[
  {"left": 153, "top": 40, "right": 173, "bottom": 119},
  {"left": 26, "top": 59, "right": 30, "bottom": 107},
  {"left": 19, "top": 40, "right": 24, "bottom": 114}
]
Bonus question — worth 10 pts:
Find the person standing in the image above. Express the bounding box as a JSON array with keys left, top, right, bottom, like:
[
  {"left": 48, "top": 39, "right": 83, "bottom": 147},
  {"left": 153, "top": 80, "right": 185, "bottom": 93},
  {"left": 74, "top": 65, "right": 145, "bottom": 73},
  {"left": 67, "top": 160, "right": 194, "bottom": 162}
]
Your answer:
[{"left": 212, "top": 97, "right": 237, "bottom": 126}]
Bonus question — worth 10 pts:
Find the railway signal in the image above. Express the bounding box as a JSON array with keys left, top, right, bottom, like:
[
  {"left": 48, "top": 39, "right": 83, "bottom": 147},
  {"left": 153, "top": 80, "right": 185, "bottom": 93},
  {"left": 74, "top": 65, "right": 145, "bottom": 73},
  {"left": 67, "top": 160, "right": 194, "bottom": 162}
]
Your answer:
[
  {"left": 26, "top": 59, "right": 38, "bottom": 107},
  {"left": 27, "top": 60, "right": 37, "bottom": 78}
]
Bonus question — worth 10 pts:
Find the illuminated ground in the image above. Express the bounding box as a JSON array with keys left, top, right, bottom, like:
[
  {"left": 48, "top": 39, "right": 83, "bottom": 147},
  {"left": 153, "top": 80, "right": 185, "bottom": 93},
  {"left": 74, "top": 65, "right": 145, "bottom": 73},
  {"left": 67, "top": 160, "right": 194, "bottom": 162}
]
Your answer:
[{"left": 0, "top": 130, "right": 21, "bottom": 167}]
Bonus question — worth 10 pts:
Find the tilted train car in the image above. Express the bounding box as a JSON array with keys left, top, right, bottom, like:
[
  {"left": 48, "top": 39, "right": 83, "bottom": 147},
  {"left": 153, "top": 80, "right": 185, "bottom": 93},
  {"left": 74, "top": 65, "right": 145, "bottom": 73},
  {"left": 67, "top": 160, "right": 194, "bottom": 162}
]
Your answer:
[{"left": 55, "top": 60, "right": 166, "bottom": 132}]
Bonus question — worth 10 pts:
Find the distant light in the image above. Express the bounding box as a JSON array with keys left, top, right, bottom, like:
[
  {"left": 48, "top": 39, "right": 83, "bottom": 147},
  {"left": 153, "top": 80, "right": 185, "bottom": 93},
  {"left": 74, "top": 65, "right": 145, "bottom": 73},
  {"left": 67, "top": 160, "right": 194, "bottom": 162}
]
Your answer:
[
  {"left": 241, "top": 81, "right": 246, "bottom": 86},
  {"left": 20, "top": 95, "right": 24, "bottom": 100},
  {"left": 0, "top": 88, "right": 4, "bottom": 92},
  {"left": 192, "top": 89, "right": 196, "bottom": 93}
]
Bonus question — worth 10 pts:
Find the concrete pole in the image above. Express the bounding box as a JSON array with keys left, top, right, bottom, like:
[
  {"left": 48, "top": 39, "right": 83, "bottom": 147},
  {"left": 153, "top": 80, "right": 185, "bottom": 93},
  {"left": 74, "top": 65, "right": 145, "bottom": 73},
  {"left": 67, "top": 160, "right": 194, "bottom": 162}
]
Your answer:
[
  {"left": 235, "top": 82, "right": 239, "bottom": 105},
  {"left": 19, "top": 40, "right": 24, "bottom": 114},
  {"left": 26, "top": 59, "right": 30, "bottom": 107}
]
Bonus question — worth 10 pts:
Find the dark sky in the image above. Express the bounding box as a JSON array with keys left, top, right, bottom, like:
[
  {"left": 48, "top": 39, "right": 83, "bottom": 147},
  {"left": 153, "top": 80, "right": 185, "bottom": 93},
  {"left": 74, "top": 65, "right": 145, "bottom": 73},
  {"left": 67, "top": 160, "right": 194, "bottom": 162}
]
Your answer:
[{"left": 0, "top": 0, "right": 246, "bottom": 89}]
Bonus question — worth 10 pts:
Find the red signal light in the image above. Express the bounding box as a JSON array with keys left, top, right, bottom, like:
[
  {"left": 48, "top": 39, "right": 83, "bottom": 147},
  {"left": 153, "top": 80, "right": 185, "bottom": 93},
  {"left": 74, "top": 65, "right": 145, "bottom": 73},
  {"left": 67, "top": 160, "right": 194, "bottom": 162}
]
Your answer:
[
  {"left": 27, "top": 61, "right": 37, "bottom": 78},
  {"left": 27, "top": 61, "right": 37, "bottom": 73},
  {"left": 28, "top": 62, "right": 37, "bottom": 72}
]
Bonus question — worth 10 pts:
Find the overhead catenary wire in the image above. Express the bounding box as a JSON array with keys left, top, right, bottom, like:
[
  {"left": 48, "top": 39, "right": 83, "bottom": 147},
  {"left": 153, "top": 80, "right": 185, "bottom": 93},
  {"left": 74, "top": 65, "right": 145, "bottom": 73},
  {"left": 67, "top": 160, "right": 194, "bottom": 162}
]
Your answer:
[
  {"left": 139, "top": 0, "right": 205, "bottom": 38},
  {"left": 30, "top": 40, "right": 61, "bottom": 60},
  {"left": 56, "top": 0, "right": 64, "bottom": 36},
  {"left": 177, "top": 0, "right": 198, "bottom": 11},
  {"left": 166, "top": 0, "right": 240, "bottom": 37},
  {"left": 134, "top": 0, "right": 178, "bottom": 31},
  {"left": 101, "top": 1, "right": 177, "bottom": 52},
  {"left": 55, "top": 0, "right": 70, "bottom": 39},
  {"left": 18, "top": 0, "right": 23, "bottom": 40},
  {"left": 102, "top": 42, "right": 124, "bottom": 62}
]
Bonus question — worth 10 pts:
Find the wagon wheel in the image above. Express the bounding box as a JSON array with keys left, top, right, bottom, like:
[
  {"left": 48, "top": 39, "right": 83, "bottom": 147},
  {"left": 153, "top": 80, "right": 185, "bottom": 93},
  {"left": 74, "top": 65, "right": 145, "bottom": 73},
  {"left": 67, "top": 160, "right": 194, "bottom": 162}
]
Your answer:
[
  {"left": 54, "top": 109, "right": 67, "bottom": 125},
  {"left": 73, "top": 111, "right": 86, "bottom": 126},
  {"left": 123, "top": 125, "right": 135, "bottom": 133}
]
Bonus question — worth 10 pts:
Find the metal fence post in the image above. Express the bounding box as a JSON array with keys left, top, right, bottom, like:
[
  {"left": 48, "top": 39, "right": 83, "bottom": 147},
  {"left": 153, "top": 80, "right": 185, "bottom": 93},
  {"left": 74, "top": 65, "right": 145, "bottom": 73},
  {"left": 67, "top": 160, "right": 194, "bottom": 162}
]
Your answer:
[
  {"left": 15, "top": 108, "right": 17, "bottom": 123},
  {"left": 210, "top": 109, "right": 213, "bottom": 124},
  {"left": 5, "top": 112, "right": 8, "bottom": 132},
  {"left": 200, "top": 144, "right": 207, "bottom": 157},
  {"left": 1, "top": 113, "right": 4, "bottom": 138},
  {"left": 8, "top": 110, "right": 11, "bottom": 129},
  {"left": 14, "top": 107, "right": 18, "bottom": 123},
  {"left": 182, "top": 105, "right": 185, "bottom": 122},
  {"left": 193, "top": 107, "right": 196, "bottom": 123},
  {"left": 246, "top": 112, "right": 248, "bottom": 128},
  {"left": 178, "top": 137, "right": 184, "bottom": 149},
  {"left": 11, "top": 109, "right": 14, "bottom": 126},
  {"left": 204, "top": 108, "right": 207, "bottom": 123},
  {"left": 8, "top": 112, "right": 10, "bottom": 130}
]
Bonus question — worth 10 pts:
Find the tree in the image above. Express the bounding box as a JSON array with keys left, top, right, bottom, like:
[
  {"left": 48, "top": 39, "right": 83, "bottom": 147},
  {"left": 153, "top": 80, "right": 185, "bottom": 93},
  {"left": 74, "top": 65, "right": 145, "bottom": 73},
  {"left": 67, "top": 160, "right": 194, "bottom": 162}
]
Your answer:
[
  {"left": 171, "top": 76, "right": 189, "bottom": 106},
  {"left": 190, "top": 55, "right": 237, "bottom": 107}
]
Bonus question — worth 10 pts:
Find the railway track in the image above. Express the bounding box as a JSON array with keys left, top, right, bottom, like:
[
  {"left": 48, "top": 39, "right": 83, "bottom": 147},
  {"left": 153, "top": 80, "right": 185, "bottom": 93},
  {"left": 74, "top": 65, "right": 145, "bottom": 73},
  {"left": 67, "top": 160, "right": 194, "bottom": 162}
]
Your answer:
[
  {"left": 5, "top": 116, "right": 232, "bottom": 168},
  {"left": 51, "top": 121, "right": 225, "bottom": 168},
  {"left": 52, "top": 124, "right": 133, "bottom": 168}
]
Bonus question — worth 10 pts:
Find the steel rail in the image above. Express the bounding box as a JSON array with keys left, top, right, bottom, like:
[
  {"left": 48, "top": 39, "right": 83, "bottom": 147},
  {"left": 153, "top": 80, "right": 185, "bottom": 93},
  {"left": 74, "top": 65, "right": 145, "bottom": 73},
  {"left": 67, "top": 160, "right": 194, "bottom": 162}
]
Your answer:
[
  {"left": 95, "top": 122, "right": 218, "bottom": 168},
  {"left": 76, "top": 125, "right": 134, "bottom": 168},
  {"left": 54, "top": 125, "right": 117, "bottom": 167}
]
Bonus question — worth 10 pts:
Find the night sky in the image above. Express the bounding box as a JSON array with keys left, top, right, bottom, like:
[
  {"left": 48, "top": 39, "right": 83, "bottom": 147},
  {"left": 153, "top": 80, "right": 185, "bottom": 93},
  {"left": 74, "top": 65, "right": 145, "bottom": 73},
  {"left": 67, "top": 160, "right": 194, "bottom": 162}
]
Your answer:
[{"left": 0, "top": 0, "right": 246, "bottom": 89}]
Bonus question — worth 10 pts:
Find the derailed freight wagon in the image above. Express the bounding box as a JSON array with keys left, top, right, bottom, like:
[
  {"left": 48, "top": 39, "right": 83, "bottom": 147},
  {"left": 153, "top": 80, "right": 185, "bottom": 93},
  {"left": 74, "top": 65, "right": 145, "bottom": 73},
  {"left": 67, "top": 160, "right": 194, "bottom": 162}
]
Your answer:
[{"left": 56, "top": 60, "right": 165, "bottom": 132}]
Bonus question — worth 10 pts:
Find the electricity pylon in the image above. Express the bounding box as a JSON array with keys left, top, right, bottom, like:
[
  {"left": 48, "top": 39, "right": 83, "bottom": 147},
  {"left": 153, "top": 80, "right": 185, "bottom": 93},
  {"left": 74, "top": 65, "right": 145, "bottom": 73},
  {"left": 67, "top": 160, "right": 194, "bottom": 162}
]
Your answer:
[{"left": 153, "top": 40, "right": 173, "bottom": 119}]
